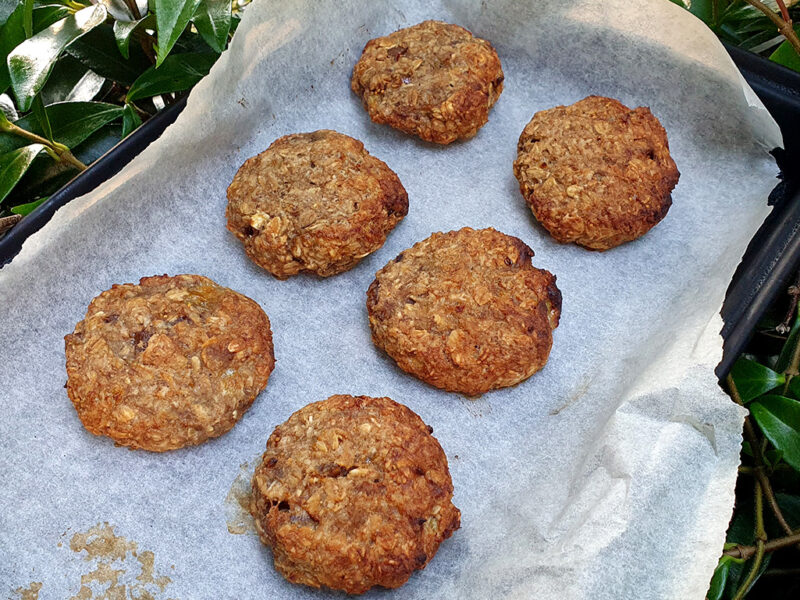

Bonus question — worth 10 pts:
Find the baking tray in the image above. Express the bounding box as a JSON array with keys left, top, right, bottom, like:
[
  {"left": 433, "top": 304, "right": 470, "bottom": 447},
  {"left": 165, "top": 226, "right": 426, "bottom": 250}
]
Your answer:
[
  {"left": 718, "top": 44, "right": 800, "bottom": 376},
  {"left": 0, "top": 47, "right": 798, "bottom": 378}
]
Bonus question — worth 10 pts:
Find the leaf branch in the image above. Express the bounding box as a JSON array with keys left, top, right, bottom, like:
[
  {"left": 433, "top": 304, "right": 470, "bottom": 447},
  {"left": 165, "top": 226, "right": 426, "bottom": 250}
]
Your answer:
[
  {"left": 731, "top": 481, "right": 767, "bottom": 600},
  {"left": 0, "top": 120, "right": 86, "bottom": 171},
  {"left": 724, "top": 530, "right": 800, "bottom": 560},
  {"left": 727, "top": 376, "right": 794, "bottom": 536},
  {"left": 743, "top": 0, "right": 800, "bottom": 57}
]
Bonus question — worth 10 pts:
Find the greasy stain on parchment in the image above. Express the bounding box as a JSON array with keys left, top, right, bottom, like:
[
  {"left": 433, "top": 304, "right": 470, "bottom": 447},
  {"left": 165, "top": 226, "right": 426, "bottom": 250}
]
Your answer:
[
  {"left": 66, "top": 522, "right": 176, "bottom": 600},
  {"left": 12, "top": 582, "right": 42, "bottom": 600},
  {"left": 225, "top": 461, "right": 256, "bottom": 535}
]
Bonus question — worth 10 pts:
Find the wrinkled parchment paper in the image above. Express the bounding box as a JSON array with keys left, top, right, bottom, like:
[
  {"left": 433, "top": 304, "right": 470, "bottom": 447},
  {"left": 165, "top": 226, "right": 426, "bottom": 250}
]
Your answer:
[{"left": 0, "top": 1, "right": 784, "bottom": 598}]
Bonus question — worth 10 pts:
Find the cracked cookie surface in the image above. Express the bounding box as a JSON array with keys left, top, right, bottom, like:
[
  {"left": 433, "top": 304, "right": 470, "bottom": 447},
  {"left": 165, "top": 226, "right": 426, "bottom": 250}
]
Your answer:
[
  {"left": 226, "top": 130, "right": 408, "bottom": 279},
  {"left": 250, "top": 394, "right": 460, "bottom": 594},
  {"left": 64, "top": 274, "right": 275, "bottom": 451},
  {"left": 351, "top": 20, "right": 504, "bottom": 144},
  {"left": 367, "top": 227, "right": 561, "bottom": 396},
  {"left": 513, "top": 95, "right": 680, "bottom": 250}
]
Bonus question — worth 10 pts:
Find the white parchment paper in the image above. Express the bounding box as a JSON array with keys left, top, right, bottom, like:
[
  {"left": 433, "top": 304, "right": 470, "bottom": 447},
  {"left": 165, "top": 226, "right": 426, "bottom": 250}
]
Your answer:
[{"left": 0, "top": 1, "right": 784, "bottom": 598}]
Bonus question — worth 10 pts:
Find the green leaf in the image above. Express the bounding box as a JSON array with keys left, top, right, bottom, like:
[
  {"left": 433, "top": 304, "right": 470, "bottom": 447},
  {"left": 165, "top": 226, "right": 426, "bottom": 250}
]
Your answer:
[
  {"left": 32, "top": 6, "right": 71, "bottom": 33},
  {"left": 0, "top": 4, "right": 75, "bottom": 94},
  {"left": 173, "top": 29, "right": 212, "bottom": 54},
  {"left": 67, "top": 24, "right": 152, "bottom": 86},
  {"left": 126, "top": 52, "right": 216, "bottom": 101},
  {"left": 113, "top": 14, "right": 154, "bottom": 60},
  {"left": 41, "top": 55, "right": 94, "bottom": 104},
  {"left": 8, "top": 4, "right": 107, "bottom": 111},
  {"left": 776, "top": 493, "right": 800, "bottom": 529},
  {"left": 788, "top": 375, "right": 800, "bottom": 401},
  {"left": 707, "top": 556, "right": 732, "bottom": 600},
  {"left": 0, "top": 101, "right": 124, "bottom": 155},
  {"left": 0, "top": 93, "right": 17, "bottom": 121},
  {"left": 0, "top": 5, "right": 26, "bottom": 93},
  {"left": 770, "top": 38, "right": 800, "bottom": 74},
  {"left": 10, "top": 195, "right": 47, "bottom": 215},
  {"left": 687, "top": 0, "right": 713, "bottom": 24},
  {"left": 154, "top": 0, "right": 201, "bottom": 67},
  {"left": 121, "top": 102, "right": 141, "bottom": 138},
  {"left": 193, "top": 0, "right": 230, "bottom": 53},
  {"left": 31, "top": 94, "right": 53, "bottom": 142},
  {"left": 0, "top": 144, "right": 44, "bottom": 204},
  {"left": 23, "top": 0, "right": 34, "bottom": 38},
  {"left": 730, "top": 357, "right": 785, "bottom": 403},
  {"left": 2, "top": 121, "right": 121, "bottom": 206},
  {"left": 71, "top": 121, "right": 121, "bottom": 164},
  {"left": 776, "top": 312, "right": 800, "bottom": 372},
  {"left": 750, "top": 395, "right": 800, "bottom": 471}
]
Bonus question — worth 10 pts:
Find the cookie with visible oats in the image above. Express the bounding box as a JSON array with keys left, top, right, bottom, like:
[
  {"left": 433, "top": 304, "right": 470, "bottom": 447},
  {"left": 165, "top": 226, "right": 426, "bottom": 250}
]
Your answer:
[
  {"left": 367, "top": 227, "right": 561, "bottom": 396},
  {"left": 250, "top": 394, "right": 460, "bottom": 594},
  {"left": 513, "top": 95, "right": 680, "bottom": 250},
  {"left": 351, "top": 20, "right": 504, "bottom": 144},
  {"left": 64, "top": 274, "right": 275, "bottom": 451},
  {"left": 226, "top": 130, "right": 408, "bottom": 279}
]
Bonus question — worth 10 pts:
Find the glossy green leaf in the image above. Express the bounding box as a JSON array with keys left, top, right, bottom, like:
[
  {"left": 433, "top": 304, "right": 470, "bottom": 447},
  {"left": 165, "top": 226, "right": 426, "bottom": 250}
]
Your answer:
[
  {"left": 10, "top": 195, "right": 47, "bottom": 215},
  {"left": 32, "top": 6, "right": 71, "bottom": 33},
  {"left": 707, "top": 556, "right": 732, "bottom": 600},
  {"left": 113, "top": 14, "right": 155, "bottom": 60},
  {"left": 121, "top": 102, "right": 141, "bottom": 138},
  {"left": 8, "top": 4, "right": 107, "bottom": 111},
  {"left": 730, "top": 357, "right": 785, "bottom": 403},
  {"left": 173, "top": 29, "right": 212, "bottom": 54},
  {"left": 2, "top": 122, "right": 121, "bottom": 206},
  {"left": 0, "top": 5, "right": 26, "bottom": 93},
  {"left": 787, "top": 375, "right": 800, "bottom": 401},
  {"left": 0, "top": 144, "right": 44, "bottom": 204},
  {"left": 41, "top": 55, "right": 93, "bottom": 104},
  {"left": 71, "top": 121, "right": 121, "bottom": 164},
  {"left": 687, "top": 0, "right": 713, "bottom": 23},
  {"left": 4, "top": 152, "right": 74, "bottom": 204},
  {"left": 193, "top": 0, "right": 230, "bottom": 53},
  {"left": 31, "top": 94, "right": 53, "bottom": 142},
  {"left": 126, "top": 52, "right": 216, "bottom": 101},
  {"left": 67, "top": 24, "right": 152, "bottom": 85},
  {"left": 23, "top": 0, "right": 34, "bottom": 37},
  {"left": 776, "top": 493, "right": 800, "bottom": 529},
  {"left": 0, "top": 4, "right": 76, "bottom": 94},
  {"left": 0, "top": 101, "right": 124, "bottom": 155},
  {"left": 0, "top": 93, "right": 17, "bottom": 121},
  {"left": 770, "top": 38, "right": 800, "bottom": 74},
  {"left": 776, "top": 312, "right": 800, "bottom": 372},
  {"left": 154, "top": 0, "right": 201, "bottom": 67},
  {"left": 750, "top": 395, "right": 800, "bottom": 471}
]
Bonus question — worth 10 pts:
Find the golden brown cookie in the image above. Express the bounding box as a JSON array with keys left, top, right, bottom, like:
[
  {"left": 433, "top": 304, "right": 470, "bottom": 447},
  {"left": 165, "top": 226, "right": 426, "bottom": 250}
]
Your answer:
[
  {"left": 64, "top": 274, "right": 275, "bottom": 451},
  {"left": 226, "top": 130, "right": 408, "bottom": 279},
  {"left": 250, "top": 394, "right": 460, "bottom": 594},
  {"left": 513, "top": 95, "right": 680, "bottom": 250},
  {"left": 367, "top": 227, "right": 561, "bottom": 396},
  {"left": 351, "top": 20, "right": 504, "bottom": 144}
]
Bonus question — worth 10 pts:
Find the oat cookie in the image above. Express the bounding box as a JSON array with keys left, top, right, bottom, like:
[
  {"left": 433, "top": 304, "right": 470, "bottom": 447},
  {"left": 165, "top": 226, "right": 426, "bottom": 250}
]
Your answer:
[
  {"left": 250, "top": 394, "right": 460, "bottom": 594},
  {"left": 367, "top": 227, "right": 561, "bottom": 396},
  {"left": 513, "top": 95, "right": 680, "bottom": 250},
  {"left": 65, "top": 274, "right": 275, "bottom": 451},
  {"left": 226, "top": 130, "right": 408, "bottom": 279},
  {"left": 351, "top": 20, "right": 504, "bottom": 144}
]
